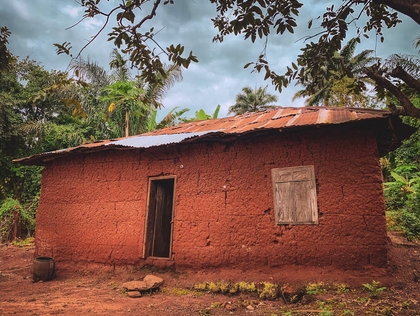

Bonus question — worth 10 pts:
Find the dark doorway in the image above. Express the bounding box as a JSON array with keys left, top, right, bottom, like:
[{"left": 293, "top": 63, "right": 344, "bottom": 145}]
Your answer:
[{"left": 144, "top": 177, "right": 175, "bottom": 258}]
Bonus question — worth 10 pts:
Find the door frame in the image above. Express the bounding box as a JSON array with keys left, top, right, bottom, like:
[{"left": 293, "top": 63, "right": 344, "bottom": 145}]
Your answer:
[{"left": 143, "top": 175, "right": 176, "bottom": 259}]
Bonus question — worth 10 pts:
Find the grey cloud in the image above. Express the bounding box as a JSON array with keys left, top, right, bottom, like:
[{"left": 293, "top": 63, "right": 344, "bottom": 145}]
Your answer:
[{"left": 0, "top": 0, "right": 418, "bottom": 121}]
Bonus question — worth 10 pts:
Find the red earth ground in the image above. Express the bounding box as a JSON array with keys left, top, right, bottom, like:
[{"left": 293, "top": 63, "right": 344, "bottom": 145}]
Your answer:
[{"left": 1, "top": 232, "right": 420, "bottom": 315}]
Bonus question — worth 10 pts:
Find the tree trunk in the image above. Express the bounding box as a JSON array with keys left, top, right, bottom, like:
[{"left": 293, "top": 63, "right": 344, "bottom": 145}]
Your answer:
[
  {"left": 374, "top": 0, "right": 420, "bottom": 25},
  {"left": 365, "top": 67, "right": 420, "bottom": 118},
  {"left": 391, "top": 66, "right": 420, "bottom": 91},
  {"left": 12, "top": 209, "right": 21, "bottom": 241},
  {"left": 125, "top": 109, "right": 129, "bottom": 137}
]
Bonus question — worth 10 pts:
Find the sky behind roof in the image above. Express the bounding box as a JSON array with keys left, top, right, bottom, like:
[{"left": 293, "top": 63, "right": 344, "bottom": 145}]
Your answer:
[{"left": 1, "top": 0, "right": 419, "bottom": 119}]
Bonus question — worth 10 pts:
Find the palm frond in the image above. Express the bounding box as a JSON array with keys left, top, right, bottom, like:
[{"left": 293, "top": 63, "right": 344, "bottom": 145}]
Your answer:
[
  {"left": 109, "top": 49, "right": 131, "bottom": 82},
  {"left": 69, "top": 56, "right": 110, "bottom": 87},
  {"left": 228, "top": 86, "right": 278, "bottom": 115},
  {"left": 141, "top": 64, "right": 183, "bottom": 109},
  {"left": 384, "top": 54, "right": 420, "bottom": 79}
]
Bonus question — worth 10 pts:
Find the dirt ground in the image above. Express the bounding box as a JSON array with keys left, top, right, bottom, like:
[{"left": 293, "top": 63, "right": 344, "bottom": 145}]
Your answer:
[{"left": 1, "top": 232, "right": 420, "bottom": 315}]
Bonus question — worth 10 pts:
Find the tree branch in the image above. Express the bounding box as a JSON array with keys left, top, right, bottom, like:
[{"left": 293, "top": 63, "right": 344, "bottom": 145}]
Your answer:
[
  {"left": 365, "top": 67, "right": 420, "bottom": 117},
  {"left": 391, "top": 66, "right": 420, "bottom": 91},
  {"left": 75, "top": 6, "right": 121, "bottom": 58},
  {"left": 131, "top": 0, "right": 161, "bottom": 31},
  {"left": 373, "top": 0, "right": 420, "bottom": 25}
]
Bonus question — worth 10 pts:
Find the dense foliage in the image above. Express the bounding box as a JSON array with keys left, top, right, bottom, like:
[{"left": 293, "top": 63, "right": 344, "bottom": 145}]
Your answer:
[
  {"left": 0, "top": 198, "right": 36, "bottom": 242},
  {"left": 293, "top": 38, "right": 379, "bottom": 108},
  {"left": 55, "top": 0, "right": 420, "bottom": 118},
  {"left": 0, "top": 30, "right": 188, "bottom": 241},
  {"left": 384, "top": 99, "right": 420, "bottom": 240}
]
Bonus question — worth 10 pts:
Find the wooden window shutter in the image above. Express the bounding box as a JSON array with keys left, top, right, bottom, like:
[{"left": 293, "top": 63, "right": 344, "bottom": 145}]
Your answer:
[{"left": 271, "top": 165, "right": 318, "bottom": 225}]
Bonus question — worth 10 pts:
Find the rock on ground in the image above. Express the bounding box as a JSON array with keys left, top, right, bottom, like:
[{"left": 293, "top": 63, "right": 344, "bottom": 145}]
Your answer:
[{"left": 122, "top": 274, "right": 164, "bottom": 292}]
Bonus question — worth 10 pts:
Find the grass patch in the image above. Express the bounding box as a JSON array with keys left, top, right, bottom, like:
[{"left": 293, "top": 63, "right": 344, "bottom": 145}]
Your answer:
[
  {"left": 10, "top": 237, "right": 34, "bottom": 247},
  {"left": 194, "top": 281, "right": 278, "bottom": 300},
  {"left": 334, "top": 283, "right": 351, "bottom": 294},
  {"left": 306, "top": 282, "right": 327, "bottom": 295},
  {"left": 161, "top": 287, "right": 202, "bottom": 296}
]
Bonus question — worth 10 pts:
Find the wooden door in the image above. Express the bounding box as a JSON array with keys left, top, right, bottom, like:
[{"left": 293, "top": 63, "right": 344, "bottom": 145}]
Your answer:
[{"left": 144, "top": 178, "right": 175, "bottom": 258}]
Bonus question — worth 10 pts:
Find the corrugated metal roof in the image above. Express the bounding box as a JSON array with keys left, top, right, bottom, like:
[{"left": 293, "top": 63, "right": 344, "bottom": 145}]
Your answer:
[
  {"left": 13, "top": 106, "right": 400, "bottom": 165},
  {"left": 105, "top": 131, "right": 215, "bottom": 148},
  {"left": 139, "top": 106, "right": 389, "bottom": 136}
]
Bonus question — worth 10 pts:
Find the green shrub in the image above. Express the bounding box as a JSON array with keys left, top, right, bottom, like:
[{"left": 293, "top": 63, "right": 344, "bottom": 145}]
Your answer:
[
  {"left": 362, "top": 280, "right": 386, "bottom": 298},
  {"left": 384, "top": 166, "right": 418, "bottom": 209},
  {"left": 384, "top": 166, "right": 420, "bottom": 240},
  {"left": 306, "top": 282, "right": 326, "bottom": 295},
  {"left": 259, "top": 282, "right": 278, "bottom": 300},
  {"left": 398, "top": 209, "right": 420, "bottom": 240},
  {"left": 0, "top": 198, "right": 36, "bottom": 242}
]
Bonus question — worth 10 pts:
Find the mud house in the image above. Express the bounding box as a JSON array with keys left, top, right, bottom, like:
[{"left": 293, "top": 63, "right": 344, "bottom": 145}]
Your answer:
[{"left": 15, "top": 107, "right": 413, "bottom": 270}]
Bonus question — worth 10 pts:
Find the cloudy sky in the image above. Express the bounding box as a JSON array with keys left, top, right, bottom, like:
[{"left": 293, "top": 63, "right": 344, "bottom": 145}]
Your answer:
[{"left": 1, "top": 0, "right": 419, "bottom": 119}]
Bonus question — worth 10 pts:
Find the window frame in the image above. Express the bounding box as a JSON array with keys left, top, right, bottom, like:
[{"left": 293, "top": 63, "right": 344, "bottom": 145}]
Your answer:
[{"left": 271, "top": 165, "right": 318, "bottom": 225}]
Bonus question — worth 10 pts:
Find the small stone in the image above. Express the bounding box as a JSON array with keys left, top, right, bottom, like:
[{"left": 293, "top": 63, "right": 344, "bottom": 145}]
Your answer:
[
  {"left": 122, "top": 275, "right": 164, "bottom": 292},
  {"left": 143, "top": 275, "right": 164, "bottom": 289},
  {"left": 224, "top": 303, "right": 235, "bottom": 311},
  {"left": 126, "top": 291, "right": 142, "bottom": 298},
  {"left": 122, "top": 281, "right": 149, "bottom": 291},
  {"left": 246, "top": 305, "right": 254, "bottom": 310}
]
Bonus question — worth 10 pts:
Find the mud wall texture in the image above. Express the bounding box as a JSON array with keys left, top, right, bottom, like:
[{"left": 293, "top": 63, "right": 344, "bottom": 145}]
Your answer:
[{"left": 35, "top": 125, "right": 387, "bottom": 270}]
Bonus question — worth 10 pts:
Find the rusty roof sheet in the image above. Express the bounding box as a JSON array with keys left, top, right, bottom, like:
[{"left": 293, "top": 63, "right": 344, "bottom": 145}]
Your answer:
[
  {"left": 139, "top": 106, "right": 389, "bottom": 136},
  {"left": 13, "top": 106, "right": 396, "bottom": 165}
]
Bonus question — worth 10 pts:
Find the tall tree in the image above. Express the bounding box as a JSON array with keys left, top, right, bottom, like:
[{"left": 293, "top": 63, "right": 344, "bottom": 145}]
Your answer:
[
  {"left": 0, "top": 52, "right": 86, "bottom": 202},
  {"left": 68, "top": 56, "right": 119, "bottom": 139},
  {"left": 14, "top": 59, "right": 86, "bottom": 151},
  {"left": 0, "top": 26, "right": 11, "bottom": 71},
  {"left": 54, "top": 0, "right": 420, "bottom": 118},
  {"left": 228, "top": 86, "right": 277, "bottom": 115},
  {"left": 139, "top": 64, "right": 183, "bottom": 110},
  {"left": 70, "top": 50, "right": 183, "bottom": 137},
  {"left": 0, "top": 56, "right": 24, "bottom": 201},
  {"left": 293, "top": 38, "right": 378, "bottom": 107},
  {"left": 101, "top": 81, "right": 147, "bottom": 137},
  {"left": 109, "top": 48, "right": 131, "bottom": 82}
]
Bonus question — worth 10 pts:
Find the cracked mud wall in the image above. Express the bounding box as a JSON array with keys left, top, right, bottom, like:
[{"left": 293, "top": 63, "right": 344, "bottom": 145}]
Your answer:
[{"left": 34, "top": 125, "right": 387, "bottom": 269}]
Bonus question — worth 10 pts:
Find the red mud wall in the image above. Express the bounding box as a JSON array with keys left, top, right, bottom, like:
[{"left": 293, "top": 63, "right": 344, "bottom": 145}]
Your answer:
[{"left": 35, "top": 125, "right": 387, "bottom": 270}]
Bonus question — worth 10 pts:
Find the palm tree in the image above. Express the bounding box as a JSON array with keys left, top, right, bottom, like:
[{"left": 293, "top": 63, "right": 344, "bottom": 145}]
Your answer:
[
  {"left": 293, "top": 38, "right": 378, "bottom": 107},
  {"left": 100, "top": 81, "right": 148, "bottom": 137},
  {"left": 228, "top": 86, "right": 278, "bottom": 115},
  {"left": 69, "top": 56, "right": 111, "bottom": 88},
  {"left": 109, "top": 48, "right": 131, "bottom": 82},
  {"left": 138, "top": 64, "right": 183, "bottom": 109},
  {"left": 69, "top": 50, "right": 182, "bottom": 137}
]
